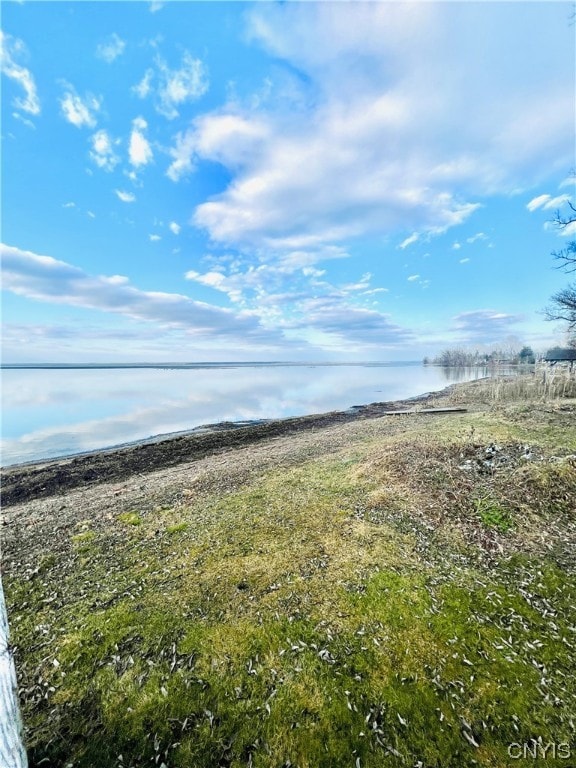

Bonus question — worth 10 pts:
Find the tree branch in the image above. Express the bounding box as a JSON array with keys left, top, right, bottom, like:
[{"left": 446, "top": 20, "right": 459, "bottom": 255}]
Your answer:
[
  {"left": 546, "top": 283, "right": 576, "bottom": 329},
  {"left": 552, "top": 241, "right": 576, "bottom": 272},
  {"left": 552, "top": 201, "right": 576, "bottom": 230}
]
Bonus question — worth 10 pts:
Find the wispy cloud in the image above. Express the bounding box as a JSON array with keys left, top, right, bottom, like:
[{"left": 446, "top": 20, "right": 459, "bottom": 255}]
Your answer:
[
  {"left": 12, "top": 111, "right": 36, "bottom": 129},
  {"left": 0, "top": 31, "right": 41, "bottom": 116},
  {"left": 90, "top": 129, "right": 120, "bottom": 171},
  {"left": 128, "top": 117, "right": 153, "bottom": 168},
  {"left": 399, "top": 233, "right": 419, "bottom": 250},
  {"left": 134, "top": 50, "right": 208, "bottom": 119},
  {"left": 59, "top": 83, "right": 100, "bottom": 128},
  {"left": 543, "top": 194, "right": 571, "bottom": 210},
  {"left": 284, "top": 297, "right": 415, "bottom": 349},
  {"left": 452, "top": 309, "right": 523, "bottom": 342},
  {"left": 115, "top": 190, "right": 136, "bottom": 203},
  {"left": 526, "top": 193, "right": 571, "bottom": 213},
  {"left": 527, "top": 191, "right": 574, "bottom": 235},
  {"left": 169, "top": 221, "right": 181, "bottom": 235},
  {"left": 527, "top": 194, "right": 552, "bottom": 212},
  {"left": 0, "top": 243, "right": 286, "bottom": 345},
  {"left": 466, "top": 232, "right": 488, "bottom": 244},
  {"left": 184, "top": 254, "right": 402, "bottom": 351},
  {"left": 149, "top": 234, "right": 161, "bottom": 242},
  {"left": 362, "top": 287, "right": 388, "bottom": 296},
  {"left": 166, "top": 129, "right": 196, "bottom": 181},
  {"left": 96, "top": 33, "right": 126, "bottom": 63},
  {"left": 133, "top": 69, "right": 153, "bottom": 99},
  {"left": 407, "top": 274, "right": 420, "bottom": 282}
]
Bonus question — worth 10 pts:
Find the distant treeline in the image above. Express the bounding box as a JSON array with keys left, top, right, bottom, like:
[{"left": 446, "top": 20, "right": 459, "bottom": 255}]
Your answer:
[{"left": 424, "top": 346, "right": 536, "bottom": 367}]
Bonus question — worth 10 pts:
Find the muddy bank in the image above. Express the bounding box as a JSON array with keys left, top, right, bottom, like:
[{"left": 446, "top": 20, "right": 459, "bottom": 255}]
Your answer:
[{"left": 1, "top": 388, "right": 453, "bottom": 507}]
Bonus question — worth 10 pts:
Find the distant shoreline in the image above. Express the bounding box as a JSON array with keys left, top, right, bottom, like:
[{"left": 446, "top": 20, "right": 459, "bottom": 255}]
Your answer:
[
  {"left": 1, "top": 361, "right": 424, "bottom": 370},
  {"left": 1, "top": 384, "right": 459, "bottom": 507}
]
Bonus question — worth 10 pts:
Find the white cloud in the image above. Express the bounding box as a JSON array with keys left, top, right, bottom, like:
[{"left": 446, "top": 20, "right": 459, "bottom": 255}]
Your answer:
[
  {"left": 149, "top": 234, "right": 161, "bottom": 242},
  {"left": 542, "top": 194, "right": 571, "bottom": 211},
  {"left": 176, "top": 3, "right": 571, "bottom": 263},
  {"left": 60, "top": 84, "right": 100, "bottom": 128},
  {"left": 135, "top": 51, "right": 208, "bottom": 120},
  {"left": 183, "top": 252, "right": 402, "bottom": 351},
  {"left": 362, "top": 287, "right": 388, "bottom": 295},
  {"left": 459, "top": 258, "right": 470, "bottom": 264},
  {"left": 90, "top": 129, "right": 120, "bottom": 171},
  {"left": 115, "top": 190, "right": 136, "bottom": 203},
  {"left": 129, "top": 117, "right": 153, "bottom": 168},
  {"left": 527, "top": 193, "right": 572, "bottom": 213},
  {"left": 399, "top": 233, "right": 419, "bottom": 250},
  {"left": 466, "top": 232, "right": 487, "bottom": 244},
  {"left": 0, "top": 243, "right": 285, "bottom": 345},
  {"left": 185, "top": 247, "right": 346, "bottom": 307},
  {"left": 168, "top": 113, "right": 269, "bottom": 180},
  {"left": 559, "top": 176, "right": 576, "bottom": 189},
  {"left": 407, "top": 274, "right": 420, "bottom": 282},
  {"left": 62, "top": 202, "right": 76, "bottom": 209},
  {"left": 452, "top": 242, "right": 462, "bottom": 250},
  {"left": 527, "top": 194, "right": 551, "bottom": 212},
  {"left": 526, "top": 192, "right": 574, "bottom": 231},
  {"left": 302, "top": 267, "right": 325, "bottom": 278},
  {"left": 96, "top": 33, "right": 126, "bottom": 63},
  {"left": 133, "top": 69, "right": 153, "bottom": 99},
  {"left": 189, "top": 77, "right": 485, "bottom": 251},
  {"left": 0, "top": 31, "right": 41, "bottom": 116},
  {"left": 166, "top": 130, "right": 196, "bottom": 181},
  {"left": 150, "top": 1, "right": 164, "bottom": 12},
  {"left": 169, "top": 221, "right": 181, "bottom": 235},
  {"left": 12, "top": 111, "right": 36, "bottom": 129}
]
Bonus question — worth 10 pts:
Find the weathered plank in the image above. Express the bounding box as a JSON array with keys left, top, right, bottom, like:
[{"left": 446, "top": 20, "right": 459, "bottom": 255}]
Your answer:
[
  {"left": 382, "top": 407, "right": 468, "bottom": 415},
  {"left": 0, "top": 579, "right": 27, "bottom": 768}
]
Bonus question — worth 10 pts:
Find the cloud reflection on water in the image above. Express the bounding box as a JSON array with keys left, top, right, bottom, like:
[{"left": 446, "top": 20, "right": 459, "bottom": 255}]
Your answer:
[{"left": 2, "top": 364, "right": 489, "bottom": 465}]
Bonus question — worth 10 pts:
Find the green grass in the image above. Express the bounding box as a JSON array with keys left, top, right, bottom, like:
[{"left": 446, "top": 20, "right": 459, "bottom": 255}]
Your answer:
[
  {"left": 473, "top": 495, "right": 513, "bottom": 533},
  {"left": 5, "top": 390, "right": 576, "bottom": 768},
  {"left": 166, "top": 522, "right": 189, "bottom": 535},
  {"left": 118, "top": 511, "right": 142, "bottom": 526}
]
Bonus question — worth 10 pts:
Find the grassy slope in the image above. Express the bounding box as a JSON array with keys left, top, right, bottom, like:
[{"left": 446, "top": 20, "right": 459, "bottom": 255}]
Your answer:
[{"left": 5, "top": 380, "right": 576, "bottom": 768}]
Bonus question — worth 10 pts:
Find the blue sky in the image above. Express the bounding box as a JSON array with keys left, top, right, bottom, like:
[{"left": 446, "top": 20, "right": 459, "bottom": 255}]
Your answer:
[{"left": 1, "top": 0, "right": 575, "bottom": 362}]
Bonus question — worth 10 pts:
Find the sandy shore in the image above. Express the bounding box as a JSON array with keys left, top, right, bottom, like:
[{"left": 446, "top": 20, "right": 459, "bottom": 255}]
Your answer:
[{"left": 2, "top": 387, "right": 456, "bottom": 508}]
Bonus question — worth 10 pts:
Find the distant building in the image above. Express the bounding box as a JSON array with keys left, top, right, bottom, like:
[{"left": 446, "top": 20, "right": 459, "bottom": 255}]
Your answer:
[{"left": 542, "top": 347, "right": 576, "bottom": 370}]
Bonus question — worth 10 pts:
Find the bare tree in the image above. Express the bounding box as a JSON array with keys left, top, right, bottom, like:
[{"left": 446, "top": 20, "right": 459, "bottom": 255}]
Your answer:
[
  {"left": 550, "top": 201, "right": 576, "bottom": 272},
  {"left": 546, "top": 188, "right": 576, "bottom": 333},
  {"left": 548, "top": 285, "right": 576, "bottom": 325}
]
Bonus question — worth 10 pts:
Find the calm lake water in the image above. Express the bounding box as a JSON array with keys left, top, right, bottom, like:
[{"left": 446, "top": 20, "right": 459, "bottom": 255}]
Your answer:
[{"left": 1, "top": 362, "right": 493, "bottom": 466}]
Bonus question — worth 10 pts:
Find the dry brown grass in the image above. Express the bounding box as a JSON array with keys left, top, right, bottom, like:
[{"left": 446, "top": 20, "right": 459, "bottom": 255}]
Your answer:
[
  {"left": 354, "top": 426, "right": 576, "bottom": 563},
  {"left": 441, "top": 368, "right": 576, "bottom": 405}
]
